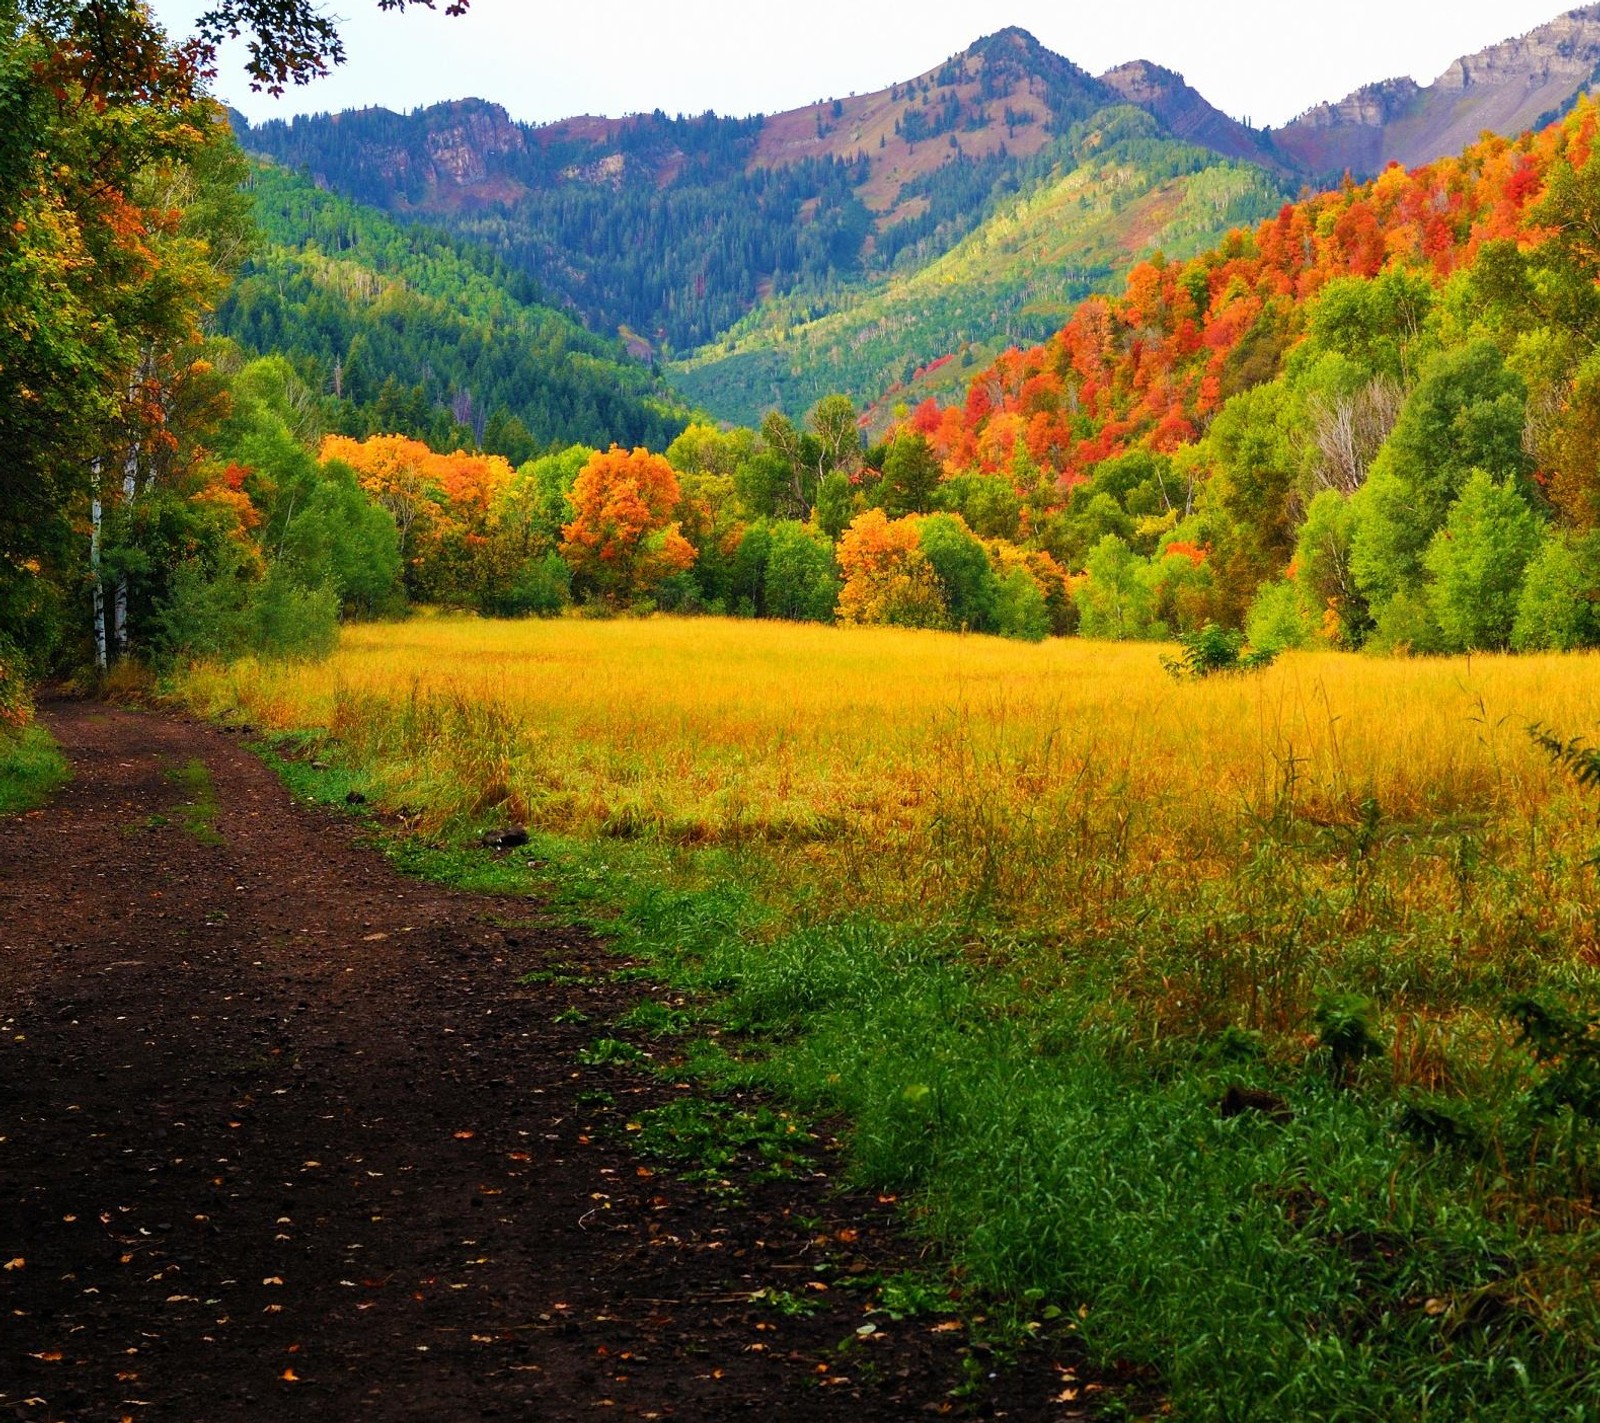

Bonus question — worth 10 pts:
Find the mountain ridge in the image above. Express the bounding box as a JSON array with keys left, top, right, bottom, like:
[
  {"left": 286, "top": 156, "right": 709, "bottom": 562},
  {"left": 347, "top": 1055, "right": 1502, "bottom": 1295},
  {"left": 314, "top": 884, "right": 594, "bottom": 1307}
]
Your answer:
[{"left": 226, "top": 7, "right": 1600, "bottom": 423}]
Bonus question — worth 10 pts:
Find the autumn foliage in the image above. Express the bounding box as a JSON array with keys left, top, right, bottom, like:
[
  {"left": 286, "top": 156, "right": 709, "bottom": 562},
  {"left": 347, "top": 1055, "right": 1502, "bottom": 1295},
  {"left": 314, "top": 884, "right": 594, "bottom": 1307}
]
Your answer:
[
  {"left": 901, "top": 105, "right": 1600, "bottom": 488},
  {"left": 560, "top": 446, "right": 695, "bottom": 602}
]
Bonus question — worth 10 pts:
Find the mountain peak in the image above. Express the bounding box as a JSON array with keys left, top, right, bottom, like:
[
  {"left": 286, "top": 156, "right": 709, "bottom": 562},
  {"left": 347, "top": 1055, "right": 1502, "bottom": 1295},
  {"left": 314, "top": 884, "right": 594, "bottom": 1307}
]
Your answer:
[
  {"left": 1099, "top": 60, "right": 1289, "bottom": 172},
  {"left": 1275, "top": 5, "right": 1600, "bottom": 179}
]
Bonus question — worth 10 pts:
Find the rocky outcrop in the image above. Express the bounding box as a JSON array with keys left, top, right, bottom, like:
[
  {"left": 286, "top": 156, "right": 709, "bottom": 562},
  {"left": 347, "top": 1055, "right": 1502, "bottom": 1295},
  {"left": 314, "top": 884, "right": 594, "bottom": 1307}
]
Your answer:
[
  {"left": 1274, "top": 5, "right": 1600, "bottom": 179},
  {"left": 419, "top": 100, "right": 525, "bottom": 186}
]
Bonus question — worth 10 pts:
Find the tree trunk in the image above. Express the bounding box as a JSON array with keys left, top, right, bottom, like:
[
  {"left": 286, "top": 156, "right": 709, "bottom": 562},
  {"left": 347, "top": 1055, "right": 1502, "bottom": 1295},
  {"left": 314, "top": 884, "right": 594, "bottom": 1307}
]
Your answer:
[{"left": 90, "top": 470, "right": 108, "bottom": 673}]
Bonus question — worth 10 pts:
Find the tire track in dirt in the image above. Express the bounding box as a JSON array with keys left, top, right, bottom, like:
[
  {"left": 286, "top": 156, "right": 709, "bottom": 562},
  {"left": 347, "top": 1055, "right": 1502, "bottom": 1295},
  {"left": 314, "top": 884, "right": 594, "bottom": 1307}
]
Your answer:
[{"left": 0, "top": 701, "right": 1089, "bottom": 1421}]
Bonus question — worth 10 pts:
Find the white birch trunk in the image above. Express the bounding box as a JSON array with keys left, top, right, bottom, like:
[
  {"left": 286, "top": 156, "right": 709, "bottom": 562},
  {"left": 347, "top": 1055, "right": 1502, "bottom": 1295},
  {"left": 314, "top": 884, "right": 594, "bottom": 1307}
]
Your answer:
[
  {"left": 115, "top": 442, "right": 136, "bottom": 656},
  {"left": 90, "top": 463, "right": 108, "bottom": 673}
]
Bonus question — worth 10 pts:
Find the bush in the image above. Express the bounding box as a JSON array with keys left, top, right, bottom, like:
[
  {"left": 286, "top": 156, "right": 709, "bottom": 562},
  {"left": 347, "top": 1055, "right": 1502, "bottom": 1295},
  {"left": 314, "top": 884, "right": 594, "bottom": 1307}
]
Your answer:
[
  {"left": 480, "top": 552, "right": 570, "bottom": 619},
  {"left": 1161, "top": 623, "right": 1278, "bottom": 680},
  {"left": 0, "top": 632, "right": 34, "bottom": 730},
  {"left": 994, "top": 567, "right": 1050, "bottom": 641},
  {"left": 156, "top": 557, "right": 339, "bottom": 664}
]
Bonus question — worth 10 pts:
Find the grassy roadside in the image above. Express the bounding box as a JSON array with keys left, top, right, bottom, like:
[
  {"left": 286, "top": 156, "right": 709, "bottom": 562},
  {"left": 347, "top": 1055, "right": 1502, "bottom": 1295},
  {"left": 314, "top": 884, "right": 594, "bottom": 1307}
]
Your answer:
[
  {"left": 0, "top": 725, "right": 70, "bottom": 814},
  {"left": 234, "top": 712, "right": 1600, "bottom": 1423}
]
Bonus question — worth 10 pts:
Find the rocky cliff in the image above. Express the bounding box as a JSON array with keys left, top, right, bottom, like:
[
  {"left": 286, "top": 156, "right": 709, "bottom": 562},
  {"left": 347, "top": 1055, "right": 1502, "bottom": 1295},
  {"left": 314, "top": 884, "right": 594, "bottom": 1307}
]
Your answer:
[{"left": 1273, "top": 5, "right": 1600, "bottom": 179}]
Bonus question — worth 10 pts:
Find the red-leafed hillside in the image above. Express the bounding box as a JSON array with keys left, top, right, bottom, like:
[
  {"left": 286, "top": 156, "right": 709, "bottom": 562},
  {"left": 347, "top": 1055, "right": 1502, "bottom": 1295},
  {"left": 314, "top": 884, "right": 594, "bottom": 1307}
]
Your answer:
[{"left": 904, "top": 101, "right": 1595, "bottom": 486}]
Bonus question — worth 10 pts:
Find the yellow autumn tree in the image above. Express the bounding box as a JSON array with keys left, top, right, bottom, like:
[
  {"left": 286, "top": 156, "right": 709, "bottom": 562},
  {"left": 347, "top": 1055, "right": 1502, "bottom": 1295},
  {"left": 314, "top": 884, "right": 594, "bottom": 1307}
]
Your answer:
[{"left": 835, "top": 509, "right": 948, "bottom": 629}]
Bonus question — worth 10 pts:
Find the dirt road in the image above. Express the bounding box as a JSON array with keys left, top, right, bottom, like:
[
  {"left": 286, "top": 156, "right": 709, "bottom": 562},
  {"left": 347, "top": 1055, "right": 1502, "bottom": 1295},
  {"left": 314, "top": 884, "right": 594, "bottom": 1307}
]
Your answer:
[{"left": 0, "top": 702, "right": 1083, "bottom": 1421}]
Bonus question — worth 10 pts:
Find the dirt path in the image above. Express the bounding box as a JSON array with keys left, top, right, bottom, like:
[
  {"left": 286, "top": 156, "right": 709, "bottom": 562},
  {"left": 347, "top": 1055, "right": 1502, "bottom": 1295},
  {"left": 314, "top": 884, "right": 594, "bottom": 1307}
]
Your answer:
[{"left": 0, "top": 702, "right": 1085, "bottom": 1421}]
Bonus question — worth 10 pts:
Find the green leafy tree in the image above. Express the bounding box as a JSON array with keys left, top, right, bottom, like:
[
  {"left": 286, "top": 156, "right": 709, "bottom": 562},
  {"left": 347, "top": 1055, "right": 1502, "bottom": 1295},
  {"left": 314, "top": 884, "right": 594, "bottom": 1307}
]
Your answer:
[
  {"left": 1423, "top": 471, "right": 1543, "bottom": 652},
  {"left": 1351, "top": 342, "right": 1531, "bottom": 609},
  {"left": 918, "top": 514, "right": 998, "bottom": 632},
  {"left": 879, "top": 432, "right": 943, "bottom": 517},
  {"left": 280, "top": 461, "right": 404, "bottom": 616},
  {"left": 1512, "top": 533, "right": 1600, "bottom": 652},
  {"left": 1245, "top": 579, "right": 1312, "bottom": 652},
  {"left": 994, "top": 567, "right": 1049, "bottom": 642},
  {"left": 764, "top": 521, "right": 839, "bottom": 623},
  {"left": 1074, "top": 535, "right": 1154, "bottom": 641},
  {"left": 1294, "top": 490, "right": 1366, "bottom": 646}
]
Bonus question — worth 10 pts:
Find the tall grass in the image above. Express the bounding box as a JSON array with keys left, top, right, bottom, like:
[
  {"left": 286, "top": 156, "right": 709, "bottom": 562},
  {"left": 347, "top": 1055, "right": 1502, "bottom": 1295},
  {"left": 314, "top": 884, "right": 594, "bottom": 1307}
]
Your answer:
[{"left": 178, "top": 616, "right": 1600, "bottom": 1420}]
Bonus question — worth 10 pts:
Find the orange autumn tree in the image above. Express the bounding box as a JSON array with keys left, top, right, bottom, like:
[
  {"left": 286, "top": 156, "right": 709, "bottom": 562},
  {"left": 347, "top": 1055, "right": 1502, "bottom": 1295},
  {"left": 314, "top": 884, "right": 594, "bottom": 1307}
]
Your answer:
[
  {"left": 319, "top": 434, "right": 512, "bottom": 601},
  {"left": 835, "top": 509, "right": 947, "bottom": 629},
  {"left": 560, "top": 446, "right": 695, "bottom": 603}
]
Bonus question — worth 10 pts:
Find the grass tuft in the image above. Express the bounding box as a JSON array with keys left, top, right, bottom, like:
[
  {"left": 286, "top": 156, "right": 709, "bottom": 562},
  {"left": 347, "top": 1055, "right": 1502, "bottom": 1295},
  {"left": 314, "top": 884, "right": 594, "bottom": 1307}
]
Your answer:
[{"left": 0, "top": 726, "right": 70, "bottom": 814}]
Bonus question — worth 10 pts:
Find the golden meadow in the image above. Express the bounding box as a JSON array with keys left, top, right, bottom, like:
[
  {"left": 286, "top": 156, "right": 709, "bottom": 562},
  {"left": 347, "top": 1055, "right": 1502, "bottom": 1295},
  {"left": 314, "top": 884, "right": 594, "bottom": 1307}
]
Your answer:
[
  {"left": 181, "top": 615, "right": 1600, "bottom": 1051},
  {"left": 178, "top": 617, "right": 1600, "bottom": 1416}
]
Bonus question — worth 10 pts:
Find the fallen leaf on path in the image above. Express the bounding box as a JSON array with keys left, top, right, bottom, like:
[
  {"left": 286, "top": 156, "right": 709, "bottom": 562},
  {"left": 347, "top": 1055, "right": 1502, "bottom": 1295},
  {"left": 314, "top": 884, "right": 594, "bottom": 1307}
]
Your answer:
[
  {"left": 3, "top": 1258, "right": 23, "bottom": 1270},
  {"left": 281, "top": 1368, "right": 299, "bottom": 1382},
  {"left": 452, "top": 1130, "right": 476, "bottom": 1141}
]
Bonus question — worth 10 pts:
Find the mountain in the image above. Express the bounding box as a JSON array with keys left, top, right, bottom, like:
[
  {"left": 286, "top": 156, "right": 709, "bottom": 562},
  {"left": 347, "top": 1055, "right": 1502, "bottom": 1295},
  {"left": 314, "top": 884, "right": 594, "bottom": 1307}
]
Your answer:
[
  {"left": 674, "top": 109, "right": 1285, "bottom": 426},
  {"left": 1100, "top": 61, "right": 1287, "bottom": 173},
  {"left": 215, "top": 161, "right": 689, "bottom": 457},
  {"left": 1271, "top": 5, "right": 1600, "bottom": 180},
  {"left": 230, "top": 28, "right": 1273, "bottom": 369},
  {"left": 228, "top": 9, "right": 1600, "bottom": 425}
]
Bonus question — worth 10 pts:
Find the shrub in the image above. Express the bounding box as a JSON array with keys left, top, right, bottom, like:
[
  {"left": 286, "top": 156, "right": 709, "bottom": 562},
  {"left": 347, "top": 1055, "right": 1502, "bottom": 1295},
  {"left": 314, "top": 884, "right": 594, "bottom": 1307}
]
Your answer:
[
  {"left": 1161, "top": 623, "right": 1277, "bottom": 680},
  {"left": 156, "top": 558, "right": 339, "bottom": 664},
  {"left": 0, "top": 632, "right": 34, "bottom": 730},
  {"left": 479, "top": 551, "right": 570, "bottom": 619}
]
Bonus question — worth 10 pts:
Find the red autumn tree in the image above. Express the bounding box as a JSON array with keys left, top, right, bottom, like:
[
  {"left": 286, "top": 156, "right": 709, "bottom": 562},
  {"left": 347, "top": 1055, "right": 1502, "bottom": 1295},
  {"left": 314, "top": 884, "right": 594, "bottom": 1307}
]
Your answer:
[{"left": 560, "top": 446, "right": 695, "bottom": 603}]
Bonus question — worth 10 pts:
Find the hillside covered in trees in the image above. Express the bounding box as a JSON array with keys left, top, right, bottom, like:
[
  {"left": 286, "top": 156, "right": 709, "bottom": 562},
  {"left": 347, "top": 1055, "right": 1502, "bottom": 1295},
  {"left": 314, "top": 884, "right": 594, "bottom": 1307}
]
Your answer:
[
  {"left": 217, "top": 161, "right": 689, "bottom": 458},
  {"left": 202, "top": 95, "right": 1600, "bottom": 663},
  {"left": 228, "top": 14, "right": 1600, "bottom": 420}
]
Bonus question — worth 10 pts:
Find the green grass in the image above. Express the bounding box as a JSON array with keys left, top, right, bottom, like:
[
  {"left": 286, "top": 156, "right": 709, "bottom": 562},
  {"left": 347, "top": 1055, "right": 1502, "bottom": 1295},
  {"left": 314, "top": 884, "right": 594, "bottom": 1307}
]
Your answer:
[
  {"left": 162, "top": 758, "right": 224, "bottom": 846},
  {"left": 237, "top": 722, "right": 1600, "bottom": 1422},
  {"left": 0, "top": 725, "right": 69, "bottom": 814}
]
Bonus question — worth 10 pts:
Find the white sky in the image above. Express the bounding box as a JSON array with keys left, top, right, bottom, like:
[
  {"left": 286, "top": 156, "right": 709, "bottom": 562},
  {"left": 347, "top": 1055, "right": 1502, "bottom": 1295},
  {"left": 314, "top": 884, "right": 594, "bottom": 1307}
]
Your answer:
[{"left": 151, "top": 0, "right": 1581, "bottom": 131}]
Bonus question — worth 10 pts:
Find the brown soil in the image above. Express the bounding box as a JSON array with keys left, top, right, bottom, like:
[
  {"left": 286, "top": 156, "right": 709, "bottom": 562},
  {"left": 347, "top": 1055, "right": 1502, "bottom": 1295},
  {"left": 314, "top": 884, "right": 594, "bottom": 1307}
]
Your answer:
[{"left": 0, "top": 702, "right": 1091, "bottom": 1422}]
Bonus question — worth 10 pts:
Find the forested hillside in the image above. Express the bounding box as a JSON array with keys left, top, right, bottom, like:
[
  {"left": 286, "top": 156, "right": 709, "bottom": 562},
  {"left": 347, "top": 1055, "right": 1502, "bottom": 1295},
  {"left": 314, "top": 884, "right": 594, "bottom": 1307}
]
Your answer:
[
  {"left": 215, "top": 161, "right": 689, "bottom": 458},
  {"left": 674, "top": 108, "right": 1287, "bottom": 425},
  {"left": 229, "top": 29, "right": 1289, "bottom": 415},
  {"left": 228, "top": 14, "right": 1600, "bottom": 424},
  {"left": 882, "top": 100, "right": 1600, "bottom": 653}
]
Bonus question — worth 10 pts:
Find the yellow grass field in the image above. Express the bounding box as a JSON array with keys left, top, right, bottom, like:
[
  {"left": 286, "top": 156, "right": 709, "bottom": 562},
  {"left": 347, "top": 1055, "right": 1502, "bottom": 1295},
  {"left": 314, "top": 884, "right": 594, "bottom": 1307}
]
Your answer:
[
  {"left": 176, "top": 616, "right": 1600, "bottom": 1417},
  {"left": 181, "top": 613, "right": 1600, "bottom": 988}
]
